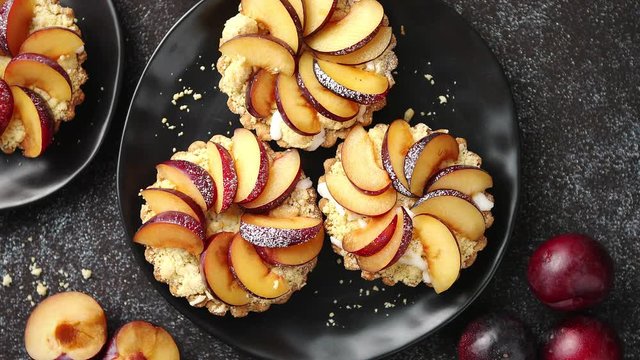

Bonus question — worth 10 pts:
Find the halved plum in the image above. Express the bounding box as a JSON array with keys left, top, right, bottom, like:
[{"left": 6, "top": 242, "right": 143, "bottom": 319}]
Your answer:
[
  {"left": 276, "top": 74, "right": 322, "bottom": 136},
  {"left": 133, "top": 211, "right": 205, "bottom": 256},
  {"left": 301, "top": 0, "right": 336, "bottom": 36},
  {"left": 325, "top": 171, "right": 396, "bottom": 216},
  {"left": 316, "top": 26, "right": 393, "bottom": 65},
  {"left": 206, "top": 141, "right": 237, "bottom": 213},
  {"left": 19, "top": 26, "right": 84, "bottom": 59},
  {"left": 414, "top": 214, "right": 461, "bottom": 293},
  {"left": 256, "top": 227, "right": 324, "bottom": 266},
  {"left": 297, "top": 52, "right": 359, "bottom": 121},
  {"left": 425, "top": 165, "right": 493, "bottom": 195},
  {"left": 239, "top": 213, "right": 323, "bottom": 248},
  {"left": 314, "top": 58, "right": 388, "bottom": 105},
  {"left": 4, "top": 53, "right": 72, "bottom": 101},
  {"left": 341, "top": 125, "right": 391, "bottom": 195},
  {"left": 200, "top": 232, "right": 251, "bottom": 306},
  {"left": 343, "top": 208, "right": 397, "bottom": 256},
  {"left": 11, "top": 85, "right": 54, "bottom": 158},
  {"left": 24, "top": 291, "right": 107, "bottom": 360},
  {"left": 156, "top": 160, "right": 216, "bottom": 211},
  {"left": 404, "top": 132, "right": 459, "bottom": 197},
  {"left": 246, "top": 69, "right": 277, "bottom": 119},
  {"left": 357, "top": 207, "right": 413, "bottom": 272},
  {"left": 141, "top": 188, "right": 206, "bottom": 224},
  {"left": 306, "top": 0, "right": 383, "bottom": 55},
  {"left": 231, "top": 128, "right": 269, "bottom": 204},
  {"left": 241, "top": 149, "right": 302, "bottom": 212},
  {"left": 241, "top": 0, "right": 300, "bottom": 52},
  {"left": 228, "top": 233, "right": 291, "bottom": 299},
  {"left": 381, "top": 119, "right": 415, "bottom": 197},
  {"left": 412, "top": 189, "right": 486, "bottom": 241},
  {"left": 103, "top": 321, "right": 179, "bottom": 360},
  {"left": 219, "top": 34, "right": 296, "bottom": 76}
]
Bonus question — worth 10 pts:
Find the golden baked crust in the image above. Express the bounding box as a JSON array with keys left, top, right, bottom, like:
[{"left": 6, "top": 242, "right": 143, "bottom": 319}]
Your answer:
[
  {"left": 138, "top": 136, "right": 322, "bottom": 317},
  {"left": 319, "top": 123, "right": 495, "bottom": 288},
  {"left": 216, "top": 0, "right": 398, "bottom": 150},
  {"left": 0, "top": 0, "right": 88, "bottom": 154}
]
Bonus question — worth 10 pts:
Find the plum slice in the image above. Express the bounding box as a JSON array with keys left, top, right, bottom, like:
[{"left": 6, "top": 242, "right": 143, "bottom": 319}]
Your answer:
[
  {"left": 156, "top": 159, "right": 216, "bottom": 211},
  {"left": 19, "top": 26, "right": 84, "bottom": 59},
  {"left": 240, "top": 0, "right": 300, "bottom": 52},
  {"left": 316, "top": 26, "right": 393, "bottom": 65},
  {"left": 341, "top": 124, "right": 391, "bottom": 195},
  {"left": 301, "top": 0, "right": 336, "bottom": 36},
  {"left": 4, "top": 53, "right": 72, "bottom": 101},
  {"left": 200, "top": 232, "right": 251, "bottom": 306},
  {"left": 141, "top": 188, "right": 206, "bottom": 224},
  {"left": 412, "top": 189, "right": 485, "bottom": 241},
  {"left": 206, "top": 142, "right": 237, "bottom": 213},
  {"left": 0, "top": 0, "right": 34, "bottom": 56},
  {"left": 0, "top": 79, "right": 13, "bottom": 136},
  {"left": 343, "top": 208, "right": 397, "bottom": 256},
  {"left": 356, "top": 207, "right": 412, "bottom": 272},
  {"left": 133, "top": 211, "right": 205, "bottom": 256},
  {"left": 381, "top": 119, "right": 415, "bottom": 197},
  {"left": 256, "top": 227, "right": 324, "bottom": 266},
  {"left": 325, "top": 171, "right": 396, "bottom": 217},
  {"left": 231, "top": 128, "right": 269, "bottom": 204},
  {"left": 11, "top": 85, "right": 54, "bottom": 158},
  {"left": 219, "top": 35, "right": 296, "bottom": 76},
  {"left": 275, "top": 74, "right": 322, "bottom": 136},
  {"left": 414, "top": 214, "right": 461, "bottom": 293},
  {"left": 425, "top": 165, "right": 493, "bottom": 195},
  {"left": 246, "top": 69, "right": 277, "bottom": 119},
  {"left": 314, "top": 58, "right": 389, "bottom": 105},
  {"left": 403, "top": 132, "right": 459, "bottom": 197},
  {"left": 25, "top": 291, "right": 107, "bottom": 360},
  {"left": 239, "top": 213, "right": 323, "bottom": 248}
]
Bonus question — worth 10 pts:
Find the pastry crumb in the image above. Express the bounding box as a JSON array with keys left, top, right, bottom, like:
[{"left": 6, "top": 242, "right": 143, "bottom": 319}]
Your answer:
[
  {"left": 36, "top": 281, "right": 48, "bottom": 296},
  {"left": 438, "top": 95, "right": 448, "bottom": 104},
  {"left": 2, "top": 274, "right": 12, "bottom": 287},
  {"left": 400, "top": 25, "right": 406, "bottom": 35},
  {"left": 404, "top": 108, "right": 415, "bottom": 121},
  {"left": 81, "top": 269, "right": 92, "bottom": 279}
]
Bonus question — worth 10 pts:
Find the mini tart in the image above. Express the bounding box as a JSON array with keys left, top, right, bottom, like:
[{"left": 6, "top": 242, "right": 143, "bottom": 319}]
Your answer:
[
  {"left": 318, "top": 122, "right": 495, "bottom": 292},
  {"left": 0, "top": 0, "right": 88, "bottom": 156},
  {"left": 137, "top": 134, "right": 322, "bottom": 317},
  {"left": 217, "top": 0, "right": 398, "bottom": 151}
]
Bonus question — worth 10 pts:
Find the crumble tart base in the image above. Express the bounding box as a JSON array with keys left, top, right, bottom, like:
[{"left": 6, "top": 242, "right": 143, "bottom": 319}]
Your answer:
[
  {"left": 139, "top": 136, "right": 322, "bottom": 317},
  {"left": 319, "top": 123, "right": 495, "bottom": 288}
]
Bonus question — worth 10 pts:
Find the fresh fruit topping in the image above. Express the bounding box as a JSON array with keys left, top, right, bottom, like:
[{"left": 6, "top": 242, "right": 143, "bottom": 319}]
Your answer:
[
  {"left": 156, "top": 160, "right": 216, "bottom": 211},
  {"left": 275, "top": 74, "right": 322, "bottom": 135},
  {"left": 301, "top": 0, "right": 336, "bottom": 36},
  {"left": 4, "top": 53, "right": 72, "bottom": 101},
  {"left": 0, "top": 0, "right": 34, "bottom": 56},
  {"left": 24, "top": 291, "right": 107, "bottom": 360},
  {"left": 0, "top": 79, "right": 13, "bottom": 136},
  {"left": 314, "top": 58, "right": 389, "bottom": 105},
  {"left": 414, "top": 214, "right": 461, "bottom": 293},
  {"left": 256, "top": 227, "right": 324, "bottom": 266},
  {"left": 527, "top": 233, "right": 614, "bottom": 311},
  {"left": 306, "top": 0, "right": 383, "bottom": 55},
  {"left": 240, "top": 0, "right": 300, "bottom": 52},
  {"left": 316, "top": 26, "right": 393, "bottom": 65},
  {"left": 425, "top": 165, "right": 493, "bottom": 195},
  {"left": 381, "top": 119, "right": 414, "bottom": 197},
  {"left": 19, "top": 26, "right": 84, "bottom": 59},
  {"left": 325, "top": 170, "right": 396, "bottom": 216},
  {"left": 103, "top": 321, "right": 180, "bottom": 360},
  {"left": 141, "top": 188, "right": 206, "bottom": 224},
  {"left": 200, "top": 232, "right": 251, "bottom": 306},
  {"left": 412, "top": 189, "right": 485, "bottom": 241},
  {"left": 241, "top": 149, "right": 302, "bottom": 212},
  {"left": 228, "top": 233, "right": 291, "bottom": 299},
  {"left": 133, "top": 211, "right": 205, "bottom": 256},
  {"left": 297, "top": 52, "right": 359, "bottom": 121},
  {"left": 239, "top": 213, "right": 323, "bottom": 248},
  {"left": 357, "top": 207, "right": 412, "bottom": 272},
  {"left": 343, "top": 208, "right": 397, "bottom": 256},
  {"left": 206, "top": 142, "right": 238, "bottom": 213},
  {"left": 542, "top": 316, "right": 622, "bottom": 360},
  {"left": 246, "top": 69, "right": 277, "bottom": 118},
  {"left": 231, "top": 128, "right": 269, "bottom": 204},
  {"left": 341, "top": 125, "right": 391, "bottom": 195},
  {"left": 403, "top": 132, "right": 459, "bottom": 196},
  {"left": 458, "top": 313, "right": 536, "bottom": 360},
  {"left": 281, "top": 0, "right": 304, "bottom": 31},
  {"left": 219, "top": 35, "right": 296, "bottom": 76},
  {"left": 11, "top": 85, "right": 53, "bottom": 158}
]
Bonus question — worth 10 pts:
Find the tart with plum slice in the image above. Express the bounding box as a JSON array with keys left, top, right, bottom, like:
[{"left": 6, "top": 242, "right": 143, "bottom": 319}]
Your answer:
[
  {"left": 217, "top": 0, "right": 398, "bottom": 151},
  {"left": 133, "top": 128, "right": 323, "bottom": 317},
  {"left": 0, "top": 0, "right": 88, "bottom": 158},
  {"left": 318, "top": 120, "right": 495, "bottom": 293}
]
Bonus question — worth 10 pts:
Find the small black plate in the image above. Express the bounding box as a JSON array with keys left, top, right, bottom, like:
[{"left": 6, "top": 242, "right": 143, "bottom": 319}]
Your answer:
[
  {"left": 118, "top": 0, "right": 519, "bottom": 359},
  {"left": 0, "top": 0, "right": 123, "bottom": 209}
]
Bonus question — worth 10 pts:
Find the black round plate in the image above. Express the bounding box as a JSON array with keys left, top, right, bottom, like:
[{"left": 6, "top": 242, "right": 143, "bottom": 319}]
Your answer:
[
  {"left": 0, "top": 0, "right": 123, "bottom": 209},
  {"left": 118, "top": 1, "right": 519, "bottom": 359}
]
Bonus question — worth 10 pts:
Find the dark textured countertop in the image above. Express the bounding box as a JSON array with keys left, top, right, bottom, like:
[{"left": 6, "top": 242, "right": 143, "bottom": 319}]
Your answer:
[{"left": 1, "top": 0, "right": 638, "bottom": 359}]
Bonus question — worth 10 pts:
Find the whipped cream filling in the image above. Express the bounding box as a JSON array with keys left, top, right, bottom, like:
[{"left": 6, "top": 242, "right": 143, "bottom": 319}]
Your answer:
[
  {"left": 295, "top": 177, "right": 313, "bottom": 190},
  {"left": 306, "top": 129, "right": 326, "bottom": 151},
  {"left": 472, "top": 192, "right": 494, "bottom": 211},
  {"left": 398, "top": 247, "right": 431, "bottom": 284},
  {"left": 330, "top": 236, "right": 343, "bottom": 249},
  {"left": 270, "top": 110, "right": 284, "bottom": 141}
]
